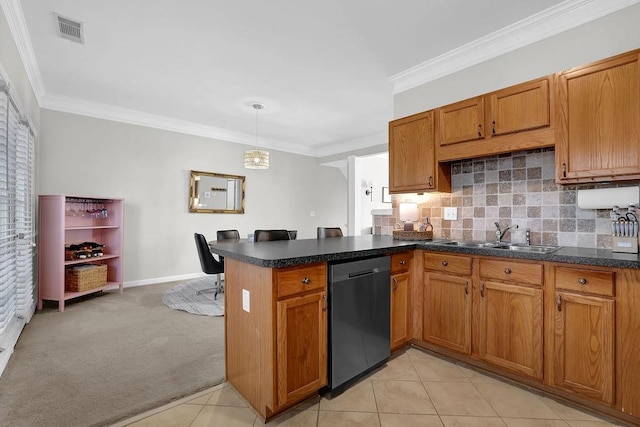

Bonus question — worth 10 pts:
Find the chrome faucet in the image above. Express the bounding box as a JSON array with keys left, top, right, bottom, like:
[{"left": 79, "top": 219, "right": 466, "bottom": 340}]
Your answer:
[
  {"left": 525, "top": 228, "right": 531, "bottom": 246},
  {"left": 494, "top": 222, "right": 518, "bottom": 242}
]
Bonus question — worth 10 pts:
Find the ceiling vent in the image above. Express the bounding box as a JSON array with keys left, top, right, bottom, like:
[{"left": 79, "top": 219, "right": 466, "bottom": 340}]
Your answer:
[{"left": 55, "top": 14, "right": 84, "bottom": 44}]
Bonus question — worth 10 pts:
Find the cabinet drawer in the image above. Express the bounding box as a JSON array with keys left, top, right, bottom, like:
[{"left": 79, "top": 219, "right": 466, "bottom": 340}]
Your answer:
[
  {"left": 479, "top": 259, "right": 542, "bottom": 286},
  {"left": 555, "top": 266, "right": 614, "bottom": 297},
  {"left": 424, "top": 253, "right": 471, "bottom": 276},
  {"left": 276, "top": 263, "right": 327, "bottom": 299},
  {"left": 391, "top": 252, "right": 411, "bottom": 273}
]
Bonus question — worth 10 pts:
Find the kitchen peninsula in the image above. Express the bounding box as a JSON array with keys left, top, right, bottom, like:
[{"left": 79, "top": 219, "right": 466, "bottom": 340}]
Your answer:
[{"left": 210, "top": 235, "right": 640, "bottom": 424}]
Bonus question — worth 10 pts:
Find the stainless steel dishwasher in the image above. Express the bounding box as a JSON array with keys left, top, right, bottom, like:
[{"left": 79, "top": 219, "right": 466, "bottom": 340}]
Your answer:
[{"left": 328, "top": 255, "right": 390, "bottom": 396}]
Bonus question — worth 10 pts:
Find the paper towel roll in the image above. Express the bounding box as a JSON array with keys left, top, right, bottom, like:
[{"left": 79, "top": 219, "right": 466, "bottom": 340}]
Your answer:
[{"left": 577, "top": 186, "right": 639, "bottom": 209}]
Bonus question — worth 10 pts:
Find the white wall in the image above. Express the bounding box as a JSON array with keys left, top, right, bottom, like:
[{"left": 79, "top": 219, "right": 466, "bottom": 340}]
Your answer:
[
  {"left": 394, "top": 4, "right": 640, "bottom": 118},
  {"left": 38, "top": 109, "right": 347, "bottom": 283},
  {"left": 359, "top": 155, "right": 389, "bottom": 234}
]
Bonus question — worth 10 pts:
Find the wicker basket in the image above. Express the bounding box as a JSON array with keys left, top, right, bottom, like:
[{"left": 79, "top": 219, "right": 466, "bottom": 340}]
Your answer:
[
  {"left": 65, "top": 264, "right": 108, "bottom": 292},
  {"left": 392, "top": 230, "right": 433, "bottom": 241}
]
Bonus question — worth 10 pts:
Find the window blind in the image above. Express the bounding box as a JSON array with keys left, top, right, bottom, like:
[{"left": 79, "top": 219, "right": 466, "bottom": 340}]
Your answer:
[
  {"left": 0, "top": 76, "right": 35, "bottom": 372},
  {"left": 0, "top": 87, "right": 17, "bottom": 336}
]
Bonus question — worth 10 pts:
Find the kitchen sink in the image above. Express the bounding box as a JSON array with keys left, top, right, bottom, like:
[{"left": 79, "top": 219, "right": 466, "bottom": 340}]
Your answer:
[
  {"left": 429, "top": 240, "right": 561, "bottom": 253},
  {"left": 433, "top": 241, "right": 500, "bottom": 248},
  {"left": 493, "top": 243, "right": 562, "bottom": 254}
]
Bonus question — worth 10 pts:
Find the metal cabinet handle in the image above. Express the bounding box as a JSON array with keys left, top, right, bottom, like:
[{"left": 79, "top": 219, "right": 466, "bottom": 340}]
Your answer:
[
  {"left": 577, "top": 277, "right": 587, "bottom": 285},
  {"left": 399, "top": 260, "right": 407, "bottom": 266},
  {"left": 301, "top": 277, "right": 310, "bottom": 285},
  {"left": 562, "top": 163, "right": 567, "bottom": 178},
  {"left": 477, "top": 124, "right": 482, "bottom": 138},
  {"left": 442, "top": 261, "right": 448, "bottom": 266},
  {"left": 428, "top": 176, "right": 433, "bottom": 187},
  {"left": 392, "top": 277, "right": 398, "bottom": 291},
  {"left": 504, "top": 268, "right": 511, "bottom": 274},
  {"left": 492, "top": 120, "right": 496, "bottom": 135},
  {"left": 322, "top": 295, "right": 327, "bottom": 311},
  {"left": 464, "top": 281, "right": 469, "bottom": 295},
  {"left": 480, "top": 283, "right": 485, "bottom": 297},
  {"left": 557, "top": 295, "right": 562, "bottom": 311}
]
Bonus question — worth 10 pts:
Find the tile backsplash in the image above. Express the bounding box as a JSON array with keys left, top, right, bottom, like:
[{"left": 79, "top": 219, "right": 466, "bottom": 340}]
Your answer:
[{"left": 374, "top": 148, "right": 638, "bottom": 249}]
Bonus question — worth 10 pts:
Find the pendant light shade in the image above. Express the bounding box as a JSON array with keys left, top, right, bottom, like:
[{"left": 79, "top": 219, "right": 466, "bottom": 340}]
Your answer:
[
  {"left": 244, "top": 149, "right": 269, "bottom": 169},
  {"left": 244, "top": 103, "right": 269, "bottom": 169}
]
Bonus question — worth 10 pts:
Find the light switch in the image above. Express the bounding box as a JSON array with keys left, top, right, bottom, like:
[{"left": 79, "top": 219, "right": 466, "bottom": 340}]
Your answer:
[
  {"left": 444, "top": 207, "right": 458, "bottom": 220},
  {"left": 242, "top": 289, "right": 250, "bottom": 312}
]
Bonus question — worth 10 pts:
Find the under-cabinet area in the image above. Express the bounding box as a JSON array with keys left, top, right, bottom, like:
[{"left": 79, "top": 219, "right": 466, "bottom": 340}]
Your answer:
[{"left": 38, "top": 195, "right": 124, "bottom": 312}]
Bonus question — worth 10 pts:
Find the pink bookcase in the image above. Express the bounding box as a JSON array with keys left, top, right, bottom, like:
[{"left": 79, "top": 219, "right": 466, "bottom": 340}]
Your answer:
[{"left": 38, "top": 195, "right": 124, "bottom": 311}]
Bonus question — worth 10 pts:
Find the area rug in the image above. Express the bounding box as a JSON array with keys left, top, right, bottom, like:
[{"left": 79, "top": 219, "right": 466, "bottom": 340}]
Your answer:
[
  {"left": 0, "top": 282, "right": 225, "bottom": 427},
  {"left": 162, "top": 276, "right": 225, "bottom": 316}
]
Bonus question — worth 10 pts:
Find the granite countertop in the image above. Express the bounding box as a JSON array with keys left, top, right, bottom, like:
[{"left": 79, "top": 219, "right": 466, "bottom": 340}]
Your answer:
[
  {"left": 209, "top": 235, "right": 640, "bottom": 269},
  {"left": 209, "top": 235, "right": 416, "bottom": 268}
]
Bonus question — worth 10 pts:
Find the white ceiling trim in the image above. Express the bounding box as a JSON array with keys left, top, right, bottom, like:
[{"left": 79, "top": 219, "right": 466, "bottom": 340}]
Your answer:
[
  {"left": 313, "top": 132, "right": 388, "bottom": 158},
  {"left": 0, "top": 0, "right": 45, "bottom": 103},
  {"left": 389, "top": 0, "right": 640, "bottom": 94},
  {"left": 41, "top": 94, "right": 320, "bottom": 156}
]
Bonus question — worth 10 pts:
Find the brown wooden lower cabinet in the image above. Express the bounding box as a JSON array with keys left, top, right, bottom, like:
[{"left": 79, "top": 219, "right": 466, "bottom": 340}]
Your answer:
[
  {"left": 390, "top": 251, "right": 412, "bottom": 352},
  {"left": 416, "top": 253, "right": 640, "bottom": 425},
  {"left": 423, "top": 271, "right": 471, "bottom": 354},
  {"left": 477, "top": 258, "right": 544, "bottom": 380},
  {"left": 553, "top": 291, "right": 614, "bottom": 404},
  {"left": 390, "top": 271, "right": 410, "bottom": 351},
  {"left": 225, "top": 259, "right": 328, "bottom": 421},
  {"left": 276, "top": 291, "right": 327, "bottom": 408},
  {"left": 479, "top": 280, "right": 544, "bottom": 380}
]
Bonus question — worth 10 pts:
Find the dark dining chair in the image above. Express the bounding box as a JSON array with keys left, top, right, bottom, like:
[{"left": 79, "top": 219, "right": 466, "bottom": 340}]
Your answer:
[
  {"left": 317, "top": 227, "right": 344, "bottom": 238},
  {"left": 217, "top": 229, "right": 240, "bottom": 241},
  {"left": 254, "top": 229, "right": 291, "bottom": 242},
  {"left": 194, "top": 233, "right": 224, "bottom": 299}
]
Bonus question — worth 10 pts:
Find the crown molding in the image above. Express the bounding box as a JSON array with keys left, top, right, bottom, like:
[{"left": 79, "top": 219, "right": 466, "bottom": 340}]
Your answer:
[
  {"left": 41, "top": 94, "right": 322, "bottom": 156},
  {"left": 313, "top": 132, "right": 388, "bottom": 158},
  {"left": 0, "top": 0, "right": 46, "bottom": 103},
  {"left": 389, "top": 0, "right": 640, "bottom": 94},
  {"left": 41, "top": 93, "right": 389, "bottom": 158}
]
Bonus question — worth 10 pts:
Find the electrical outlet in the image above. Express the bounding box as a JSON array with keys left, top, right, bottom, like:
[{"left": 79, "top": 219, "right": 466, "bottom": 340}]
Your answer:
[{"left": 444, "top": 207, "right": 458, "bottom": 221}]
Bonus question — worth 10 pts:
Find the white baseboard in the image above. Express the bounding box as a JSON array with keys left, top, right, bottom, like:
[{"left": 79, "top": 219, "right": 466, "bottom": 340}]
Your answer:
[{"left": 123, "top": 272, "right": 207, "bottom": 288}]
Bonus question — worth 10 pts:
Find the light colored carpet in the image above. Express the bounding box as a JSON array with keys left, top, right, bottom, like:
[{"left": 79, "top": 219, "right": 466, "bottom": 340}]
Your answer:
[
  {"left": 162, "top": 276, "right": 224, "bottom": 316},
  {"left": 0, "top": 282, "right": 225, "bottom": 427}
]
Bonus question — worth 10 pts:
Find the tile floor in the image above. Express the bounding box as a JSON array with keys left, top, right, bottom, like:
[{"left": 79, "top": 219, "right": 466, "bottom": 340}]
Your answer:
[{"left": 114, "top": 348, "right": 623, "bottom": 427}]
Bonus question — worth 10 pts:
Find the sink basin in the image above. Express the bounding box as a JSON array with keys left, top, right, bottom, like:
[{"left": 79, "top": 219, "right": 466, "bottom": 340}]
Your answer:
[
  {"left": 434, "top": 241, "right": 500, "bottom": 248},
  {"left": 494, "top": 244, "right": 561, "bottom": 254},
  {"left": 429, "top": 240, "right": 561, "bottom": 253}
]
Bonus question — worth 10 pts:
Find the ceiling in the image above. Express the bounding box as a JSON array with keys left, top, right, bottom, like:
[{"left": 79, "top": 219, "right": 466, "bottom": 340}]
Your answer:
[{"left": 7, "top": 0, "right": 635, "bottom": 157}]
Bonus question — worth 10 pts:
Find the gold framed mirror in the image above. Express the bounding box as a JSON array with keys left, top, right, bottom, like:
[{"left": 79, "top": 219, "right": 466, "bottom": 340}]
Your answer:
[{"left": 189, "top": 170, "right": 245, "bottom": 214}]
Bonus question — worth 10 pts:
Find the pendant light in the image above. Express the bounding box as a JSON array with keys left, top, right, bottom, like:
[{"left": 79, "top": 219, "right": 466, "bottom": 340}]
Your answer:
[{"left": 244, "top": 103, "right": 270, "bottom": 169}]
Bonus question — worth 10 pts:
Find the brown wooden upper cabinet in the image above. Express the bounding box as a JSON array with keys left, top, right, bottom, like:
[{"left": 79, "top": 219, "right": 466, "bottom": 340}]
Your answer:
[
  {"left": 556, "top": 50, "right": 640, "bottom": 184},
  {"left": 389, "top": 110, "right": 451, "bottom": 193},
  {"left": 436, "top": 77, "right": 554, "bottom": 162}
]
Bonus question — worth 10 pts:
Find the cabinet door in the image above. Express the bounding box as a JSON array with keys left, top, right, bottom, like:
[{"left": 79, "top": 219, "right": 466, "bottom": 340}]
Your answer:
[
  {"left": 554, "top": 292, "right": 614, "bottom": 404},
  {"left": 557, "top": 51, "right": 640, "bottom": 183},
  {"left": 389, "top": 110, "right": 436, "bottom": 193},
  {"left": 423, "top": 272, "right": 471, "bottom": 354},
  {"left": 480, "top": 281, "right": 543, "bottom": 380},
  {"left": 276, "top": 291, "right": 327, "bottom": 408},
  {"left": 438, "top": 97, "right": 484, "bottom": 145},
  {"left": 391, "top": 272, "right": 410, "bottom": 351},
  {"left": 489, "top": 78, "right": 550, "bottom": 137}
]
